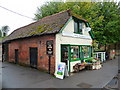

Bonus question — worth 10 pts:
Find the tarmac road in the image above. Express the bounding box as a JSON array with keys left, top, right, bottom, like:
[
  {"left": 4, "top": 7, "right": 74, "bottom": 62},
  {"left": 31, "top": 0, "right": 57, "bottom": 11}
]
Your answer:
[{"left": 2, "top": 56, "right": 119, "bottom": 88}]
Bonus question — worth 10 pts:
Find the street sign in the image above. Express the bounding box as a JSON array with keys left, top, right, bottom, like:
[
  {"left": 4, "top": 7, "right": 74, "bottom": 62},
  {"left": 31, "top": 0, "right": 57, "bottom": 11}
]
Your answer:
[
  {"left": 46, "top": 40, "right": 53, "bottom": 74},
  {"left": 46, "top": 40, "right": 53, "bottom": 55}
]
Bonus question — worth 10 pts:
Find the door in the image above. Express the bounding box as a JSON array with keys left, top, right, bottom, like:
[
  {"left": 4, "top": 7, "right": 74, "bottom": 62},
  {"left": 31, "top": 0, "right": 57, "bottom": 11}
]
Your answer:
[
  {"left": 15, "top": 49, "right": 19, "bottom": 64},
  {"left": 29, "top": 47, "right": 38, "bottom": 68},
  {"left": 61, "top": 45, "right": 69, "bottom": 71}
]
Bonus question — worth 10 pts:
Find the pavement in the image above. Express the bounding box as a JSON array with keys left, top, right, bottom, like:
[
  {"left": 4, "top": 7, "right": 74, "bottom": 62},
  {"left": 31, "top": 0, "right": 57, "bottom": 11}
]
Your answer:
[
  {"left": 0, "top": 45, "right": 2, "bottom": 89},
  {"left": 103, "top": 74, "right": 118, "bottom": 89},
  {"left": 0, "top": 45, "right": 2, "bottom": 62},
  {"left": 2, "top": 56, "right": 119, "bottom": 88}
]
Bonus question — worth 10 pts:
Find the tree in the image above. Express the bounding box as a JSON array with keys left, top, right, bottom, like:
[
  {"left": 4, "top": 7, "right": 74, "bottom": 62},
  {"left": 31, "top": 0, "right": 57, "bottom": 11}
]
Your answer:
[
  {"left": 0, "top": 30, "right": 2, "bottom": 37},
  {"left": 34, "top": 2, "right": 64, "bottom": 20},
  {"left": 91, "top": 2, "right": 120, "bottom": 45},
  {"left": 34, "top": 1, "right": 120, "bottom": 48},
  {"left": 0, "top": 25, "right": 9, "bottom": 37}
]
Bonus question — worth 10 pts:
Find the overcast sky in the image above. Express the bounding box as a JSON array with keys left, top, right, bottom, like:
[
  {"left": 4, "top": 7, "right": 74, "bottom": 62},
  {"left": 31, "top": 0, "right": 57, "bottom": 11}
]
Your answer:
[
  {"left": 0, "top": 0, "right": 119, "bottom": 34},
  {"left": 0, "top": 0, "right": 51, "bottom": 34}
]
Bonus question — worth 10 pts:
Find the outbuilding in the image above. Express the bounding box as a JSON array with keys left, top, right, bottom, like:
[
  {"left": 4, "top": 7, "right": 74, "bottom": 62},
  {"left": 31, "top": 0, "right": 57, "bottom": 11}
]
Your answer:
[{"left": 3, "top": 10, "right": 94, "bottom": 74}]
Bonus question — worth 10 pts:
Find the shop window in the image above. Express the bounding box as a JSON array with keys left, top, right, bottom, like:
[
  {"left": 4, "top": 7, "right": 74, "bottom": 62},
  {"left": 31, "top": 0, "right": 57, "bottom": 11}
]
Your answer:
[
  {"left": 71, "top": 46, "right": 80, "bottom": 59},
  {"left": 83, "top": 52, "right": 89, "bottom": 58},
  {"left": 81, "top": 46, "right": 90, "bottom": 58},
  {"left": 61, "top": 46, "right": 69, "bottom": 62},
  {"left": 82, "top": 46, "right": 89, "bottom": 52}
]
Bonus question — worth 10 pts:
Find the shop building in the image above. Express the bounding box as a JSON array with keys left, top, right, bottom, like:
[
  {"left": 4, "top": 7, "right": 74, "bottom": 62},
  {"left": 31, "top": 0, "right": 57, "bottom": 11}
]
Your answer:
[{"left": 3, "top": 10, "right": 94, "bottom": 74}]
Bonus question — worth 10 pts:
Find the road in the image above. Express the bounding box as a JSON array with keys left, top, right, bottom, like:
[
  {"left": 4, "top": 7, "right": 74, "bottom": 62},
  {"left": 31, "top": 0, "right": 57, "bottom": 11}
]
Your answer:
[
  {"left": 2, "top": 56, "right": 119, "bottom": 88},
  {"left": 0, "top": 45, "right": 2, "bottom": 89},
  {"left": 0, "top": 45, "right": 2, "bottom": 62}
]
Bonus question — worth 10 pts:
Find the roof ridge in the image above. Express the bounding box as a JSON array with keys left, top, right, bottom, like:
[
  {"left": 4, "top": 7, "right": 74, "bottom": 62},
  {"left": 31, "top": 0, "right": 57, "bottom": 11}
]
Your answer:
[
  {"left": 37, "top": 9, "right": 71, "bottom": 21},
  {"left": 3, "top": 9, "right": 88, "bottom": 43}
]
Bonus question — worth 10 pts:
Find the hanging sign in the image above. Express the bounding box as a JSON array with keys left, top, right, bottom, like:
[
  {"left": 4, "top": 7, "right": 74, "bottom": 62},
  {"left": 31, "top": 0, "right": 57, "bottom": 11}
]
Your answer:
[{"left": 46, "top": 40, "right": 53, "bottom": 55}]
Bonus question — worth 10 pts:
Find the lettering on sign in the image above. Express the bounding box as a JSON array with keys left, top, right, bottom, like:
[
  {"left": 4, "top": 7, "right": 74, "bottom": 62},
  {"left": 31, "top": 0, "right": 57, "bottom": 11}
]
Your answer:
[{"left": 46, "top": 40, "right": 53, "bottom": 55}]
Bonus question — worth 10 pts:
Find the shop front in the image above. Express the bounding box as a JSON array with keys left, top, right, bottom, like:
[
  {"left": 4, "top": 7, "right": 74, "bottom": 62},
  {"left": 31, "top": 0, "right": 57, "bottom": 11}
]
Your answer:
[
  {"left": 54, "top": 14, "right": 94, "bottom": 77},
  {"left": 61, "top": 44, "right": 92, "bottom": 72},
  {"left": 3, "top": 10, "right": 95, "bottom": 77}
]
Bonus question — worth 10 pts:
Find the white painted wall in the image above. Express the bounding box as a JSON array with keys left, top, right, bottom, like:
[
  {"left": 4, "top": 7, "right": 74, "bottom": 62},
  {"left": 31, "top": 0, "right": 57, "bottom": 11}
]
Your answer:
[
  {"left": 70, "top": 61, "right": 81, "bottom": 72},
  {"left": 55, "top": 18, "right": 92, "bottom": 74}
]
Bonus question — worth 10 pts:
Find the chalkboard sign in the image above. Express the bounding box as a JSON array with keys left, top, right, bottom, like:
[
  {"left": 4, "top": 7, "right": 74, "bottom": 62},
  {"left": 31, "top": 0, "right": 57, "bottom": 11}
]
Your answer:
[{"left": 46, "top": 40, "right": 53, "bottom": 55}]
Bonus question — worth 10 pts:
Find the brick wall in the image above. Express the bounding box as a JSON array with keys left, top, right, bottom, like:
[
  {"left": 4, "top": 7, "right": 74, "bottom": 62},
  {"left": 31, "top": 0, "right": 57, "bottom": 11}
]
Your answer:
[{"left": 8, "top": 34, "right": 56, "bottom": 74}]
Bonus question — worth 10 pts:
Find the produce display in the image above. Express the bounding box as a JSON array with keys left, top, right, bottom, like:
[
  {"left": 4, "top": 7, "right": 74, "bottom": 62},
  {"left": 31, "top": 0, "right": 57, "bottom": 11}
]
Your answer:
[{"left": 73, "top": 57, "right": 102, "bottom": 72}]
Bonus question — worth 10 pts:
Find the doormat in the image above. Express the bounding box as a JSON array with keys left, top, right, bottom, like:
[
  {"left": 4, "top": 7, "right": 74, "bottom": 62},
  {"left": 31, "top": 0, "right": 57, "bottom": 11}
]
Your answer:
[{"left": 77, "top": 82, "right": 92, "bottom": 88}]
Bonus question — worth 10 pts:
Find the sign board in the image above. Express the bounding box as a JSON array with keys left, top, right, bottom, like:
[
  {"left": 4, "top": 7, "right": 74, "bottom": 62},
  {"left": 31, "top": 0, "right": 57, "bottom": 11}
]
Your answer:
[
  {"left": 46, "top": 40, "right": 53, "bottom": 55},
  {"left": 62, "top": 32, "right": 91, "bottom": 39},
  {"left": 55, "top": 62, "right": 69, "bottom": 79}
]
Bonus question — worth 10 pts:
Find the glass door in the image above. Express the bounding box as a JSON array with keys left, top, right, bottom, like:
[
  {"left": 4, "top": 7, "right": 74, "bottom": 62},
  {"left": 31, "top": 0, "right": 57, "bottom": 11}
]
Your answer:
[{"left": 61, "top": 45, "right": 69, "bottom": 72}]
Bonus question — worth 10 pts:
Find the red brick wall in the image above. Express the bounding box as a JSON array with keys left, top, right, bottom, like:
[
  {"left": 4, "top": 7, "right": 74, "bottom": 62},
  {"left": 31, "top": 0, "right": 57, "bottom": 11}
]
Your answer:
[{"left": 8, "top": 34, "right": 56, "bottom": 74}]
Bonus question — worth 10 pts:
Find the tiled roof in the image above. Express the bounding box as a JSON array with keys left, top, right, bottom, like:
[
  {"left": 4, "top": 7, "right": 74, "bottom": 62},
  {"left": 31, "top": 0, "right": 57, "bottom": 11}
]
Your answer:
[{"left": 3, "top": 9, "right": 88, "bottom": 42}]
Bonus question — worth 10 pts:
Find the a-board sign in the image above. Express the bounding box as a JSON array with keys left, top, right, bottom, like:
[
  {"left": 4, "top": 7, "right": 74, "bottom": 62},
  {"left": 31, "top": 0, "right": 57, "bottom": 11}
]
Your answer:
[
  {"left": 46, "top": 40, "right": 53, "bottom": 55},
  {"left": 55, "top": 62, "right": 69, "bottom": 79}
]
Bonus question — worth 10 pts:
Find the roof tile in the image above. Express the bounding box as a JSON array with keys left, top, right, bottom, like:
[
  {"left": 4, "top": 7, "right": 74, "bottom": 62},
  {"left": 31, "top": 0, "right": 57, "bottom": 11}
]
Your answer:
[{"left": 3, "top": 9, "right": 87, "bottom": 42}]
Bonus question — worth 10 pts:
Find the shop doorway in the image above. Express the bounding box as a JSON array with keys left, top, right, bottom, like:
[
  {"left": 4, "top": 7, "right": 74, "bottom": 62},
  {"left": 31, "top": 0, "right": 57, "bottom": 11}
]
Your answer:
[
  {"left": 61, "top": 45, "right": 70, "bottom": 72},
  {"left": 29, "top": 47, "right": 38, "bottom": 68},
  {"left": 15, "top": 49, "right": 19, "bottom": 64}
]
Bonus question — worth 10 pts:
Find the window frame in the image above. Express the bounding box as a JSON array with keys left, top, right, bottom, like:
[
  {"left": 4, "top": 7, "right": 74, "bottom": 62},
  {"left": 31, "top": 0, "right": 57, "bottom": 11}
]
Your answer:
[
  {"left": 70, "top": 45, "right": 92, "bottom": 61},
  {"left": 74, "top": 20, "right": 83, "bottom": 34},
  {"left": 61, "top": 44, "right": 92, "bottom": 62},
  {"left": 81, "top": 46, "right": 91, "bottom": 59},
  {"left": 70, "top": 46, "right": 80, "bottom": 60},
  {"left": 73, "top": 17, "right": 88, "bottom": 35}
]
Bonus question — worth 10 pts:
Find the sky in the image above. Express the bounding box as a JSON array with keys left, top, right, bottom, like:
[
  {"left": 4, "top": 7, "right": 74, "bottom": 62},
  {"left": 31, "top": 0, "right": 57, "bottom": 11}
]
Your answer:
[
  {"left": 0, "top": 0, "right": 119, "bottom": 35},
  {"left": 0, "top": 0, "right": 51, "bottom": 34}
]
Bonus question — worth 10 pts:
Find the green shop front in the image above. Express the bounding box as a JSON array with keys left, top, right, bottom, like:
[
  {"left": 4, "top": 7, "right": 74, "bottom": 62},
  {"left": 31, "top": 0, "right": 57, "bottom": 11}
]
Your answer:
[
  {"left": 61, "top": 44, "right": 92, "bottom": 72},
  {"left": 54, "top": 14, "right": 94, "bottom": 76}
]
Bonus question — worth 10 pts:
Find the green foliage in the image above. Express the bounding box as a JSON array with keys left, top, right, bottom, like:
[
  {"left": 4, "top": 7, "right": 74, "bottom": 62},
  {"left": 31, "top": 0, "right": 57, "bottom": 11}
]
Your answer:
[
  {"left": 0, "top": 30, "right": 2, "bottom": 37},
  {"left": 34, "top": 1, "right": 120, "bottom": 45},
  {"left": 94, "top": 49, "right": 105, "bottom": 52},
  {"left": 85, "top": 57, "right": 97, "bottom": 63},
  {"left": 34, "top": 2, "right": 64, "bottom": 20},
  {"left": 91, "top": 2, "right": 120, "bottom": 45},
  {"left": 0, "top": 36, "right": 7, "bottom": 41},
  {"left": 0, "top": 25, "right": 9, "bottom": 37}
]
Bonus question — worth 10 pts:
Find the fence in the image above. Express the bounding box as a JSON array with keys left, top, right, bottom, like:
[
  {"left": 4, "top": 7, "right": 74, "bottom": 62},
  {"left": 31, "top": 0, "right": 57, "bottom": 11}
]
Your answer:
[{"left": 93, "top": 52, "right": 106, "bottom": 62}]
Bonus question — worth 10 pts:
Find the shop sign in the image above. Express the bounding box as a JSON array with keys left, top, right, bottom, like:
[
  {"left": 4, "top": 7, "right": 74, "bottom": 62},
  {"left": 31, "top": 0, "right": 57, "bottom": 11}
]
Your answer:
[
  {"left": 46, "top": 40, "right": 53, "bottom": 55},
  {"left": 62, "top": 32, "right": 91, "bottom": 39},
  {"left": 56, "top": 62, "right": 66, "bottom": 79}
]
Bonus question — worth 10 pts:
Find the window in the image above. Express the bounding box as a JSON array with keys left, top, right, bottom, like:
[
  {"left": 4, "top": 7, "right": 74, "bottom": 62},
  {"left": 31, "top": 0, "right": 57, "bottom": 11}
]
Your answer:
[
  {"left": 61, "top": 45, "right": 92, "bottom": 62},
  {"left": 81, "top": 46, "right": 90, "bottom": 58},
  {"left": 74, "top": 21, "right": 78, "bottom": 33},
  {"left": 61, "top": 46, "right": 69, "bottom": 62},
  {"left": 71, "top": 46, "right": 80, "bottom": 59},
  {"left": 74, "top": 20, "right": 83, "bottom": 34}
]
